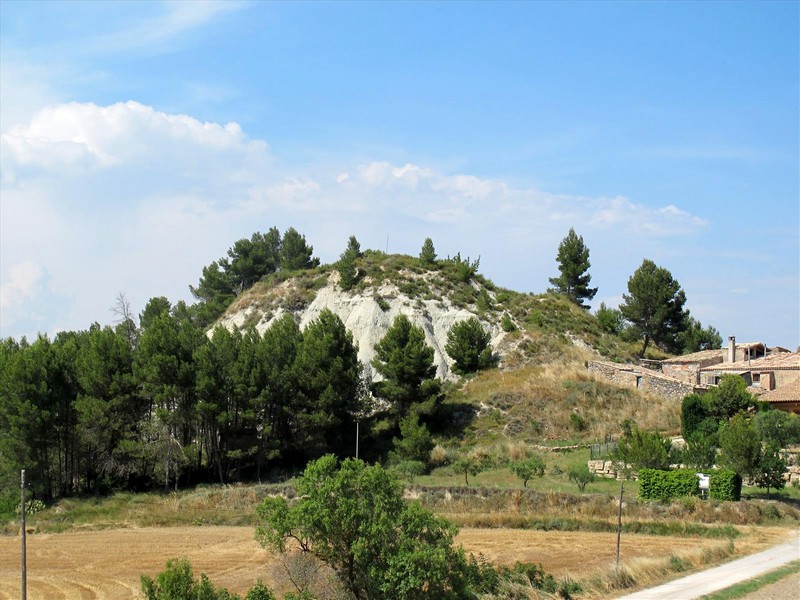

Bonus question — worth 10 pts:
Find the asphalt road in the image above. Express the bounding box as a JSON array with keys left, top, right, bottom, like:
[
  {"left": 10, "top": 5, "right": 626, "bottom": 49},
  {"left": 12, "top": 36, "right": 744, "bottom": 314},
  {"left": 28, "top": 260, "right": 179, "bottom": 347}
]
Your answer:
[{"left": 616, "top": 532, "right": 800, "bottom": 600}]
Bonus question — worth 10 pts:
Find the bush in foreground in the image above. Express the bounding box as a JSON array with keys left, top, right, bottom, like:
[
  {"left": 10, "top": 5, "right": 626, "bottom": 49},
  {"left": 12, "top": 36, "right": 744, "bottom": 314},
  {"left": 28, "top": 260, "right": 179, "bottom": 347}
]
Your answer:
[
  {"left": 254, "top": 455, "right": 476, "bottom": 599},
  {"left": 141, "top": 558, "right": 274, "bottom": 600}
]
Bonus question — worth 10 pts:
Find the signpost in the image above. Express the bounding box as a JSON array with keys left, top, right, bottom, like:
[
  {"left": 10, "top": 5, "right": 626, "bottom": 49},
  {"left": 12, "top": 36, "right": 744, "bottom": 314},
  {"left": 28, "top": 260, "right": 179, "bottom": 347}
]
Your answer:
[
  {"left": 616, "top": 480, "right": 624, "bottom": 569},
  {"left": 21, "top": 469, "right": 27, "bottom": 600}
]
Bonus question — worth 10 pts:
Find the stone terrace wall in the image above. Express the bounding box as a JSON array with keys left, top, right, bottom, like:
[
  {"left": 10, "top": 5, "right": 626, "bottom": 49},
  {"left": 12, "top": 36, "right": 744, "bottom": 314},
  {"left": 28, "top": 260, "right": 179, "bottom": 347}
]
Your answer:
[{"left": 588, "top": 360, "right": 694, "bottom": 402}]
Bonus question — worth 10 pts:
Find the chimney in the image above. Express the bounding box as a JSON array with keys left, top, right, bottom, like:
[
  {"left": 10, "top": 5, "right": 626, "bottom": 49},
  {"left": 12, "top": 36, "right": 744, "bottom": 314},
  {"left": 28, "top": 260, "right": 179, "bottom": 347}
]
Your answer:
[{"left": 728, "top": 336, "right": 736, "bottom": 363}]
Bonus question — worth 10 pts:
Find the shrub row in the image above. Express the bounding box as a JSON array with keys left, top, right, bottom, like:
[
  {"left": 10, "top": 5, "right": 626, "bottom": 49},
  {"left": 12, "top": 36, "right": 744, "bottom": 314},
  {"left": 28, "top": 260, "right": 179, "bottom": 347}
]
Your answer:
[
  {"left": 638, "top": 468, "right": 742, "bottom": 502},
  {"left": 709, "top": 469, "right": 742, "bottom": 502},
  {"left": 639, "top": 469, "right": 700, "bottom": 501}
]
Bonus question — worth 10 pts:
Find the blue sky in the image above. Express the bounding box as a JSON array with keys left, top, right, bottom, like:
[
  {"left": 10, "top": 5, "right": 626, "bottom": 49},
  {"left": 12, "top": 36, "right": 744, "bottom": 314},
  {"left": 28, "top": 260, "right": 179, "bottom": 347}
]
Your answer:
[{"left": 1, "top": 0, "right": 798, "bottom": 348}]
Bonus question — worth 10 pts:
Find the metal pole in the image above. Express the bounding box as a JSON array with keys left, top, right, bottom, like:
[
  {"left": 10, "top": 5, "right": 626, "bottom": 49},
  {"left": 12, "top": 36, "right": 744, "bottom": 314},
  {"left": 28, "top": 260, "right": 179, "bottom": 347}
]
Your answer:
[
  {"left": 355, "top": 421, "right": 359, "bottom": 460},
  {"left": 21, "top": 469, "right": 27, "bottom": 600},
  {"left": 615, "top": 480, "right": 624, "bottom": 569}
]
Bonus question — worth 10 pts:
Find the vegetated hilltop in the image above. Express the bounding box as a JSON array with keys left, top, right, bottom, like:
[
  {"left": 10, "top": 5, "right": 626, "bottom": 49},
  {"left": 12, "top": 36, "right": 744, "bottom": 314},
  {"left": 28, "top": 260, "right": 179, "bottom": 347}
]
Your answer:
[
  {"left": 215, "top": 249, "right": 644, "bottom": 381},
  {"left": 213, "top": 248, "right": 678, "bottom": 442}
]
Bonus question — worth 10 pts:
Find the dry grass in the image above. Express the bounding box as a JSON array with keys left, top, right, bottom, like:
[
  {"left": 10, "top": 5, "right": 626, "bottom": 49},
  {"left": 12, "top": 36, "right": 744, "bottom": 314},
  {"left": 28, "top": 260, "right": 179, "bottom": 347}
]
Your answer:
[
  {"left": 1, "top": 526, "right": 787, "bottom": 600},
  {"left": 453, "top": 357, "right": 681, "bottom": 443}
]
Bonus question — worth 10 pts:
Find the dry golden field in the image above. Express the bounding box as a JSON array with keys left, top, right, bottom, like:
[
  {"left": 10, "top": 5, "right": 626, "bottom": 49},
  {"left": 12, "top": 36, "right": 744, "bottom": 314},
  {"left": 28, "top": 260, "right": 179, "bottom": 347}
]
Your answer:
[{"left": 0, "top": 525, "right": 790, "bottom": 599}]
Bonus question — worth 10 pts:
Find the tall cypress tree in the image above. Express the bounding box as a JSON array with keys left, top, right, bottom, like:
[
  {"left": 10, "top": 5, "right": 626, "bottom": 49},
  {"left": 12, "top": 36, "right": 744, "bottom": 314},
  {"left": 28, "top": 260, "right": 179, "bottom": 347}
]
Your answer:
[{"left": 548, "top": 228, "right": 597, "bottom": 308}]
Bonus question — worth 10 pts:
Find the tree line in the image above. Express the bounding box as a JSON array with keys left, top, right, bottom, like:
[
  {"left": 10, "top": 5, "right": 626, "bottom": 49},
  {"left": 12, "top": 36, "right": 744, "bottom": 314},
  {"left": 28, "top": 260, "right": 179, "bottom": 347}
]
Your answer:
[{"left": 0, "top": 295, "right": 494, "bottom": 507}]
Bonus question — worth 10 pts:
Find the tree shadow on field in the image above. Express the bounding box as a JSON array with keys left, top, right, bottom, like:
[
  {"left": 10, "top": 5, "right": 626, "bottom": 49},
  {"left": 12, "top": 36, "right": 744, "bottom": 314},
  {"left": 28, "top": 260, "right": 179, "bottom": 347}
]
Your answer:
[{"left": 742, "top": 491, "right": 800, "bottom": 510}]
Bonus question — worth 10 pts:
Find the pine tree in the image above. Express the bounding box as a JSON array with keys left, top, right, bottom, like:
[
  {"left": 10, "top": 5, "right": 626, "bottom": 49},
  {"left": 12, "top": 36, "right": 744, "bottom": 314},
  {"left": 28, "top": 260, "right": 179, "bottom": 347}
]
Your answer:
[
  {"left": 419, "top": 238, "right": 437, "bottom": 265},
  {"left": 280, "top": 227, "right": 319, "bottom": 271},
  {"left": 619, "top": 259, "right": 688, "bottom": 356},
  {"left": 372, "top": 314, "right": 440, "bottom": 419},
  {"left": 548, "top": 228, "right": 597, "bottom": 308},
  {"left": 445, "top": 317, "right": 494, "bottom": 374},
  {"left": 337, "top": 235, "right": 361, "bottom": 290}
]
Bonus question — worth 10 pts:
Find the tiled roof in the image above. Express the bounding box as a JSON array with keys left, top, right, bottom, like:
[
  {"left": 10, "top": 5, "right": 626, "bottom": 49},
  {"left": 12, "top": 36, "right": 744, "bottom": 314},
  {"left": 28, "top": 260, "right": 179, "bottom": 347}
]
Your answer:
[
  {"left": 700, "top": 352, "right": 800, "bottom": 372},
  {"left": 761, "top": 381, "right": 800, "bottom": 403},
  {"left": 662, "top": 349, "right": 725, "bottom": 364},
  {"left": 591, "top": 361, "right": 689, "bottom": 385},
  {"left": 662, "top": 343, "right": 769, "bottom": 365}
]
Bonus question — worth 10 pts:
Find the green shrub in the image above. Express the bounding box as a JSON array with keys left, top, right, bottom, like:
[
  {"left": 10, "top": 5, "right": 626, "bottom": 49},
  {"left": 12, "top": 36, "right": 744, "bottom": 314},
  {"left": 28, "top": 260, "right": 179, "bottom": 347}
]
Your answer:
[
  {"left": 16, "top": 498, "right": 46, "bottom": 516},
  {"left": 638, "top": 469, "right": 700, "bottom": 501},
  {"left": 568, "top": 464, "right": 596, "bottom": 492},
  {"left": 569, "top": 412, "right": 587, "bottom": 432},
  {"left": 391, "top": 460, "right": 426, "bottom": 482},
  {"left": 373, "top": 295, "right": 390, "bottom": 311},
  {"left": 510, "top": 455, "right": 546, "bottom": 488},
  {"left": 476, "top": 288, "right": 493, "bottom": 311},
  {"left": 709, "top": 469, "right": 742, "bottom": 502},
  {"left": 500, "top": 313, "right": 517, "bottom": 332},
  {"left": 141, "top": 558, "right": 277, "bottom": 599}
]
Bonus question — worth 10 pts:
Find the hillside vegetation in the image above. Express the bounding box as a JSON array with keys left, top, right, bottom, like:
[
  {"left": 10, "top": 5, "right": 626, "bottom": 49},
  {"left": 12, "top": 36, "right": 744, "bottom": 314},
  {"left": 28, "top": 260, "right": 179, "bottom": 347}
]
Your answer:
[{"left": 0, "top": 232, "right": 688, "bottom": 518}]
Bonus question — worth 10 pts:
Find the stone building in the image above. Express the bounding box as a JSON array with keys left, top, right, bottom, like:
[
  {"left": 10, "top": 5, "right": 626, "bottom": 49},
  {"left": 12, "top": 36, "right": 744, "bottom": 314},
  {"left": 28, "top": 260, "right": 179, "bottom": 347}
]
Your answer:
[
  {"left": 587, "top": 360, "right": 697, "bottom": 402},
  {"left": 698, "top": 350, "right": 799, "bottom": 390}
]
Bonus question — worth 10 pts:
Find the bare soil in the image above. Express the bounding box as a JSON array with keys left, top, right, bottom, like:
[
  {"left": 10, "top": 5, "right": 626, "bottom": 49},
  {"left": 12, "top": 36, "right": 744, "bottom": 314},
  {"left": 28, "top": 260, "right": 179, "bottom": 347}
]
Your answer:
[{"left": 0, "top": 526, "right": 789, "bottom": 599}]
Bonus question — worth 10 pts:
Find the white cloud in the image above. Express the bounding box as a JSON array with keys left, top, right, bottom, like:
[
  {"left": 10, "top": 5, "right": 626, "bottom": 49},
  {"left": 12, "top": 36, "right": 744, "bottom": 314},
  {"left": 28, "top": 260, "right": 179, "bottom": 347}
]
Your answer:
[
  {"left": 1, "top": 101, "right": 267, "bottom": 179},
  {"left": 0, "top": 100, "right": 711, "bottom": 340},
  {"left": 89, "top": 1, "right": 250, "bottom": 56},
  {"left": 0, "top": 261, "right": 45, "bottom": 308}
]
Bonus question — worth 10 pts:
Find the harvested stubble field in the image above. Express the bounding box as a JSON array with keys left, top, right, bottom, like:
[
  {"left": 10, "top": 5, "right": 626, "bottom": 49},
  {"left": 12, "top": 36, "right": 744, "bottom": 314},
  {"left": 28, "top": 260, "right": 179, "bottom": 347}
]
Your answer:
[{"left": 0, "top": 525, "right": 790, "bottom": 599}]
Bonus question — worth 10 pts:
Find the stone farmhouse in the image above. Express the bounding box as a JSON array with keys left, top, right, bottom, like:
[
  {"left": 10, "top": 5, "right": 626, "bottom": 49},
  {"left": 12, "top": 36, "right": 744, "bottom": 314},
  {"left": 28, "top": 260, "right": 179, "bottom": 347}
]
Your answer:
[
  {"left": 697, "top": 346, "right": 799, "bottom": 391},
  {"left": 660, "top": 336, "right": 783, "bottom": 385},
  {"left": 587, "top": 336, "right": 800, "bottom": 413},
  {"left": 586, "top": 360, "right": 699, "bottom": 402}
]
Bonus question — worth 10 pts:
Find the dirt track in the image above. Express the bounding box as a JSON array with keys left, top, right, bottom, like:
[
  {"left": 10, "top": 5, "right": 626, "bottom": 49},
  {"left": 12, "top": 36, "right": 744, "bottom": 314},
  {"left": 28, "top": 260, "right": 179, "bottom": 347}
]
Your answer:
[{"left": 0, "top": 526, "right": 784, "bottom": 599}]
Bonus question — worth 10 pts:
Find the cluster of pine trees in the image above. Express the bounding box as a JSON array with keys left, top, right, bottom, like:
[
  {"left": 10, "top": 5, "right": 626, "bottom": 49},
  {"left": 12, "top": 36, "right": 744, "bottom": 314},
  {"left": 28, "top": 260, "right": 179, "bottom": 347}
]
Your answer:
[
  {"left": 0, "top": 229, "right": 501, "bottom": 509},
  {"left": 0, "top": 305, "right": 489, "bottom": 507},
  {"left": 0, "top": 298, "right": 370, "bottom": 503}
]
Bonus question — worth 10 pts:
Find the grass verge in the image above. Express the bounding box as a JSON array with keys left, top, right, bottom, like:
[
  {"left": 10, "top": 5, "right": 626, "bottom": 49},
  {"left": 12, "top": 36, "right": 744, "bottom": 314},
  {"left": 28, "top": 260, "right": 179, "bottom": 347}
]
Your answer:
[{"left": 698, "top": 560, "right": 800, "bottom": 600}]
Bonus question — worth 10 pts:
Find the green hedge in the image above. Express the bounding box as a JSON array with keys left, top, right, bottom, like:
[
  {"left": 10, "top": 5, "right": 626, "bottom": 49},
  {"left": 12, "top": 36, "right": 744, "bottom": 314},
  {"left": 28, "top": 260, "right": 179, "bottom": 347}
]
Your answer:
[
  {"left": 709, "top": 469, "right": 741, "bottom": 502},
  {"left": 639, "top": 469, "right": 700, "bottom": 501}
]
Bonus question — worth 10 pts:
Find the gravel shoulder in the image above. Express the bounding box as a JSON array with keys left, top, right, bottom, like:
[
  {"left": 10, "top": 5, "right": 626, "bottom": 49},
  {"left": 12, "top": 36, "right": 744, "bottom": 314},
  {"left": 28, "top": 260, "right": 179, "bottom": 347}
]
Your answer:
[{"left": 617, "top": 531, "right": 800, "bottom": 600}]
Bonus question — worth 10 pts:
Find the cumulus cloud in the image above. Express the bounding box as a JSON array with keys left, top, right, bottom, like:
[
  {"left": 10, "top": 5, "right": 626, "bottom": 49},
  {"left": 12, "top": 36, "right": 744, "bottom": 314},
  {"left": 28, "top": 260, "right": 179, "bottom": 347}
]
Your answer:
[
  {"left": 0, "top": 100, "right": 709, "bottom": 340},
  {"left": 1, "top": 100, "right": 268, "bottom": 181}
]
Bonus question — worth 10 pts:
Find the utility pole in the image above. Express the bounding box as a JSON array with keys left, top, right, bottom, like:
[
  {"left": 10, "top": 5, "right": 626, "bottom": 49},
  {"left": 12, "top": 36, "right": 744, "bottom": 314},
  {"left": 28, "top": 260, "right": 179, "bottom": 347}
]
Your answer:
[
  {"left": 355, "top": 421, "right": 360, "bottom": 460},
  {"left": 21, "top": 469, "right": 27, "bottom": 600},
  {"left": 615, "top": 480, "right": 624, "bottom": 569}
]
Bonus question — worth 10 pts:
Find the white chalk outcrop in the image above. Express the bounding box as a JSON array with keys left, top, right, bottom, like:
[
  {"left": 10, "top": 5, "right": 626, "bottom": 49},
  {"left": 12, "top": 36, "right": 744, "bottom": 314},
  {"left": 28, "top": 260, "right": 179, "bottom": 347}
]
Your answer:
[{"left": 216, "top": 272, "right": 504, "bottom": 381}]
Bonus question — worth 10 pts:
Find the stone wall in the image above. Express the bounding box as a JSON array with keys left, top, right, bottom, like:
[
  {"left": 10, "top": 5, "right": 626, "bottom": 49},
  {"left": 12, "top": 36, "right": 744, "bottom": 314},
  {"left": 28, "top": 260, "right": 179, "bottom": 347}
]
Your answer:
[
  {"left": 588, "top": 459, "right": 621, "bottom": 479},
  {"left": 587, "top": 360, "right": 695, "bottom": 402},
  {"left": 782, "top": 449, "right": 800, "bottom": 485}
]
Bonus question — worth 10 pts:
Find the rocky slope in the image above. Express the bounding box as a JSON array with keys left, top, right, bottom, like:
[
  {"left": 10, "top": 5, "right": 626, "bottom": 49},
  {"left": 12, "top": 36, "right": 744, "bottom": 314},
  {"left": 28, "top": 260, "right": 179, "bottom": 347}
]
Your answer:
[{"left": 216, "top": 269, "right": 507, "bottom": 381}]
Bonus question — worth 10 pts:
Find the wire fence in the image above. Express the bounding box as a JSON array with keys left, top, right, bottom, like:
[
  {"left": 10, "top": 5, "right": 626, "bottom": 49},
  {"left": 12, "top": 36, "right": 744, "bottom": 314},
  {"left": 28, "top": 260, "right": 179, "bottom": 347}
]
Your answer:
[{"left": 589, "top": 436, "right": 618, "bottom": 460}]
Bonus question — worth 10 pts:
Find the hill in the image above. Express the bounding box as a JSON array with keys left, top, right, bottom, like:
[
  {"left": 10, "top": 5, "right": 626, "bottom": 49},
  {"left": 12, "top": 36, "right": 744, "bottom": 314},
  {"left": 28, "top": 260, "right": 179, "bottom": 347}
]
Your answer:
[
  {"left": 215, "top": 249, "right": 648, "bottom": 379},
  {"left": 209, "top": 249, "right": 678, "bottom": 443}
]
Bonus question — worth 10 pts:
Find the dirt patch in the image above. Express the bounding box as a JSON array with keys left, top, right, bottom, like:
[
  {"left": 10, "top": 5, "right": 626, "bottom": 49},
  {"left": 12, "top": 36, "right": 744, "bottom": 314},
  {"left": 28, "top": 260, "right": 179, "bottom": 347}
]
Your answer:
[{"left": 0, "top": 526, "right": 790, "bottom": 599}]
